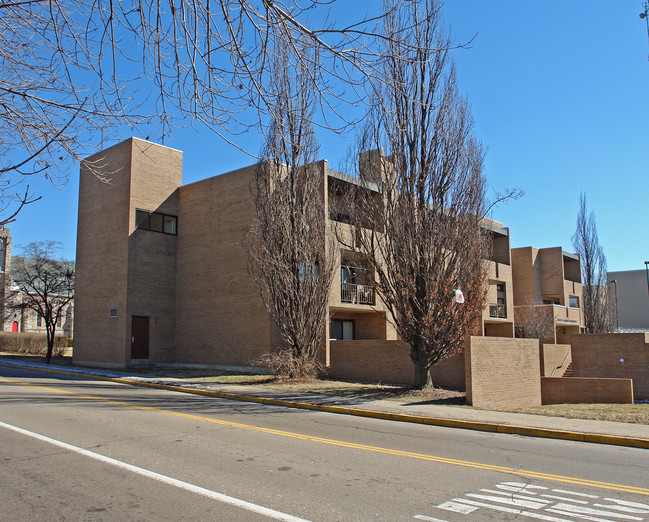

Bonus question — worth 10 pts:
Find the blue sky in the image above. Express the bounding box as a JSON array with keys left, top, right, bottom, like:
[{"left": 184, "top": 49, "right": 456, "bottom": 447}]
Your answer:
[{"left": 8, "top": 2, "right": 649, "bottom": 272}]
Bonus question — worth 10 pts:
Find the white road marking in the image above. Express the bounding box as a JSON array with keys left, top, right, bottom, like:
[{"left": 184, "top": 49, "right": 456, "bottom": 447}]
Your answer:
[
  {"left": 597, "top": 499, "right": 649, "bottom": 514},
  {"left": 452, "top": 498, "right": 573, "bottom": 521},
  {"left": 0, "top": 420, "right": 309, "bottom": 522},
  {"left": 430, "top": 482, "right": 647, "bottom": 522},
  {"left": 546, "top": 508, "right": 621, "bottom": 522},
  {"left": 435, "top": 501, "right": 478, "bottom": 514},
  {"left": 553, "top": 489, "right": 600, "bottom": 499},
  {"left": 497, "top": 482, "right": 549, "bottom": 495},
  {"left": 542, "top": 494, "right": 590, "bottom": 505},
  {"left": 550, "top": 502, "right": 643, "bottom": 520},
  {"left": 466, "top": 492, "right": 548, "bottom": 509},
  {"left": 413, "top": 515, "right": 450, "bottom": 522},
  {"left": 479, "top": 488, "right": 552, "bottom": 504}
]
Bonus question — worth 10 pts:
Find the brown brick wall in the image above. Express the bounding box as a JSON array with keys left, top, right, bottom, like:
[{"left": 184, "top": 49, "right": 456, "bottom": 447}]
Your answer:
[
  {"left": 541, "top": 377, "right": 633, "bottom": 404},
  {"left": 465, "top": 336, "right": 541, "bottom": 409},
  {"left": 74, "top": 138, "right": 183, "bottom": 368},
  {"left": 174, "top": 166, "right": 273, "bottom": 367},
  {"left": 327, "top": 340, "right": 414, "bottom": 384},
  {"left": 328, "top": 311, "right": 387, "bottom": 340},
  {"left": 571, "top": 333, "right": 649, "bottom": 400},
  {"left": 74, "top": 139, "right": 133, "bottom": 366},
  {"left": 540, "top": 343, "right": 571, "bottom": 377},
  {"left": 430, "top": 353, "right": 465, "bottom": 391},
  {"left": 126, "top": 139, "right": 182, "bottom": 364}
]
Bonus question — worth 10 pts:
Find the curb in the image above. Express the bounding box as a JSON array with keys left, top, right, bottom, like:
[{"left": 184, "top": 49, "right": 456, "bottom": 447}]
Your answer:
[{"left": 3, "top": 362, "right": 649, "bottom": 450}]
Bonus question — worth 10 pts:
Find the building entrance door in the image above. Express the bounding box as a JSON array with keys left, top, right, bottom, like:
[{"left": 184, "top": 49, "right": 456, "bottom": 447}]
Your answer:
[{"left": 131, "top": 316, "right": 149, "bottom": 359}]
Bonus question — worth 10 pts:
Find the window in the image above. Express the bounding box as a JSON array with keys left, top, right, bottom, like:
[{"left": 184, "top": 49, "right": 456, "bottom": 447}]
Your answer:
[
  {"left": 36, "top": 313, "right": 42, "bottom": 327},
  {"left": 569, "top": 296, "right": 579, "bottom": 308},
  {"left": 136, "top": 209, "right": 177, "bottom": 235},
  {"left": 56, "top": 316, "right": 61, "bottom": 327},
  {"left": 330, "top": 319, "right": 354, "bottom": 340}
]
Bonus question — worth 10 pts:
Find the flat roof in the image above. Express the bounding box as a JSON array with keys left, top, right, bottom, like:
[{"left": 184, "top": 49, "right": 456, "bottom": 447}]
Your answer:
[{"left": 327, "top": 168, "right": 381, "bottom": 193}]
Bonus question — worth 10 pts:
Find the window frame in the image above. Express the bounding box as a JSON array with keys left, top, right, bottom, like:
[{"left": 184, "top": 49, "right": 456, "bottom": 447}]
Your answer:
[{"left": 135, "top": 209, "right": 178, "bottom": 236}]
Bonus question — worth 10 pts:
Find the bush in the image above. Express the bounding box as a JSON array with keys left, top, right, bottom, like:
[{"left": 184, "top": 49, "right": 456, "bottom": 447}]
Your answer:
[
  {"left": 0, "top": 332, "right": 67, "bottom": 356},
  {"left": 254, "top": 349, "right": 323, "bottom": 381}
]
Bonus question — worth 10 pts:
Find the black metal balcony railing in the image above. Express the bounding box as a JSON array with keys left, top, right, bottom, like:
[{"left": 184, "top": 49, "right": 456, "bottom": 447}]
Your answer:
[
  {"left": 489, "top": 303, "right": 507, "bottom": 319},
  {"left": 341, "top": 282, "right": 375, "bottom": 305}
]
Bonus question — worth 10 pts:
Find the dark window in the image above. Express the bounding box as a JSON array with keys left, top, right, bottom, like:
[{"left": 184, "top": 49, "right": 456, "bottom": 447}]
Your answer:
[
  {"left": 149, "top": 212, "right": 164, "bottom": 232},
  {"left": 163, "top": 215, "right": 177, "bottom": 234},
  {"left": 136, "top": 210, "right": 177, "bottom": 235},
  {"left": 330, "top": 319, "right": 354, "bottom": 340},
  {"left": 135, "top": 210, "right": 149, "bottom": 229},
  {"left": 36, "top": 313, "right": 42, "bottom": 327},
  {"left": 569, "top": 296, "right": 579, "bottom": 308}
]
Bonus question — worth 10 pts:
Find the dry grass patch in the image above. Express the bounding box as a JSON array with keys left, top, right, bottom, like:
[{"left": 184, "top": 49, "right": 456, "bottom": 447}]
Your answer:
[{"left": 506, "top": 403, "right": 649, "bottom": 425}]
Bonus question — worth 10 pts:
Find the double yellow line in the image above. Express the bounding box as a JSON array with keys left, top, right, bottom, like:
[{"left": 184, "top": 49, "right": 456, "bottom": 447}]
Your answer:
[{"left": 1, "top": 375, "right": 648, "bottom": 497}]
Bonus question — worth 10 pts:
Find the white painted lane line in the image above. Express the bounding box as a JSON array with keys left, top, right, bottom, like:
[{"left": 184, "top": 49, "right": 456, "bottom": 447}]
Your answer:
[
  {"left": 549, "top": 502, "right": 643, "bottom": 520},
  {"left": 466, "top": 492, "right": 547, "bottom": 509},
  {"left": 0, "top": 420, "right": 309, "bottom": 522},
  {"left": 498, "top": 482, "right": 548, "bottom": 495},
  {"left": 478, "top": 488, "right": 552, "bottom": 504},
  {"left": 435, "top": 500, "right": 479, "bottom": 514},
  {"left": 545, "top": 508, "right": 619, "bottom": 522},
  {"left": 598, "top": 499, "right": 649, "bottom": 514},
  {"left": 413, "top": 515, "right": 450, "bottom": 521},
  {"left": 553, "top": 489, "right": 600, "bottom": 499},
  {"left": 541, "top": 494, "right": 590, "bottom": 505},
  {"left": 453, "top": 498, "right": 573, "bottom": 521}
]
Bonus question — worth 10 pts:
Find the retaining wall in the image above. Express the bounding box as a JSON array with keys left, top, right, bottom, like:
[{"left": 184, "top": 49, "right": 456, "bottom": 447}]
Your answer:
[{"left": 541, "top": 377, "right": 633, "bottom": 404}]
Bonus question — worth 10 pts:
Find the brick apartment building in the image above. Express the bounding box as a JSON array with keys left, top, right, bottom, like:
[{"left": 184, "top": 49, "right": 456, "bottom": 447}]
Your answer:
[
  {"left": 74, "top": 138, "right": 583, "bottom": 372},
  {"left": 511, "top": 246, "right": 584, "bottom": 344}
]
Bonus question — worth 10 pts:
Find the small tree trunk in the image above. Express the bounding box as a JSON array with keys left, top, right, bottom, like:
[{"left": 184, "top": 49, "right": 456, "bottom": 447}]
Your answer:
[
  {"left": 46, "top": 327, "right": 54, "bottom": 364},
  {"left": 413, "top": 363, "right": 433, "bottom": 389}
]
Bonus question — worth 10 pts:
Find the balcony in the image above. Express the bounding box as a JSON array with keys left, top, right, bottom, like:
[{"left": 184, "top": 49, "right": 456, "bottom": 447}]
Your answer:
[
  {"left": 341, "top": 282, "right": 375, "bottom": 305},
  {"left": 489, "top": 303, "right": 507, "bottom": 319}
]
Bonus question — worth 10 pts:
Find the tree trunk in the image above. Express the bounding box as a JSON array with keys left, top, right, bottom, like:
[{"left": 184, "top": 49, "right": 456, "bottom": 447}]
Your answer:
[
  {"left": 46, "top": 328, "right": 54, "bottom": 364},
  {"left": 413, "top": 363, "right": 433, "bottom": 389}
]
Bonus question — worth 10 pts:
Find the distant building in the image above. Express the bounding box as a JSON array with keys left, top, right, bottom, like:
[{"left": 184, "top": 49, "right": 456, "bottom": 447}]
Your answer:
[
  {"left": 0, "top": 228, "right": 74, "bottom": 337},
  {"left": 607, "top": 270, "right": 649, "bottom": 331}
]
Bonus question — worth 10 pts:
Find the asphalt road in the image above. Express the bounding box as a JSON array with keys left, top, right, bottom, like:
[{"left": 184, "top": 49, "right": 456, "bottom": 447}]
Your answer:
[{"left": 1, "top": 365, "right": 648, "bottom": 521}]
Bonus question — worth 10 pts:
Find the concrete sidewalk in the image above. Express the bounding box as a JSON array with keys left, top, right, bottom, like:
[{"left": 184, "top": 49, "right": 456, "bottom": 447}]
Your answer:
[{"left": 2, "top": 358, "right": 648, "bottom": 449}]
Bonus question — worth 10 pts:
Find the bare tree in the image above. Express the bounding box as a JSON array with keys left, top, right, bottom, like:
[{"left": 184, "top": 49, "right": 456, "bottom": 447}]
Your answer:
[
  {"left": 515, "top": 300, "right": 555, "bottom": 344},
  {"left": 338, "top": 0, "right": 489, "bottom": 389},
  {"left": 6, "top": 241, "right": 74, "bottom": 363},
  {"left": 3, "top": 1, "right": 466, "bottom": 225},
  {"left": 246, "top": 43, "right": 336, "bottom": 379},
  {"left": 572, "top": 193, "right": 611, "bottom": 333},
  {"left": 1, "top": 1, "right": 141, "bottom": 223}
]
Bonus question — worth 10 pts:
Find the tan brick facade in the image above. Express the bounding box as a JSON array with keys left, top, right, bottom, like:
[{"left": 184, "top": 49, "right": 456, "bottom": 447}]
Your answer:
[
  {"left": 512, "top": 246, "right": 584, "bottom": 344},
  {"left": 465, "top": 336, "right": 541, "bottom": 409},
  {"left": 75, "top": 138, "right": 182, "bottom": 367},
  {"left": 327, "top": 340, "right": 414, "bottom": 384},
  {"left": 76, "top": 138, "right": 612, "bottom": 411},
  {"left": 571, "top": 333, "right": 649, "bottom": 400},
  {"left": 541, "top": 377, "right": 633, "bottom": 404}
]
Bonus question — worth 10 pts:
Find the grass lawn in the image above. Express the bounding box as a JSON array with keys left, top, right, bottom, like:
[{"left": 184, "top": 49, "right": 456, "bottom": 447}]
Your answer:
[
  {"left": 2, "top": 352, "right": 647, "bottom": 424},
  {"left": 505, "top": 403, "right": 649, "bottom": 425}
]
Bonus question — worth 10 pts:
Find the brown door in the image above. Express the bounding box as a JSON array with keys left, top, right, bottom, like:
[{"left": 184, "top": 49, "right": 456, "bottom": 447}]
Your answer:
[{"left": 131, "top": 316, "right": 149, "bottom": 359}]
